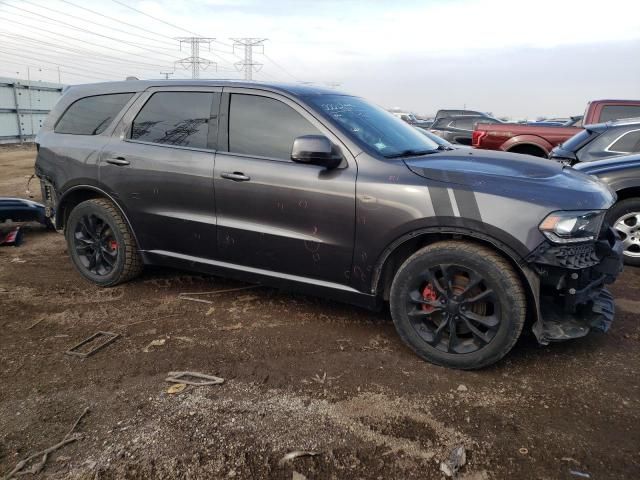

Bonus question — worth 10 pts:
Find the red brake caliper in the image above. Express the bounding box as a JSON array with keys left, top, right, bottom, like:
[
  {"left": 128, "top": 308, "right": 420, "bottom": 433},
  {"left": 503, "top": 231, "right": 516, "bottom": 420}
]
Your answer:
[
  {"left": 421, "top": 283, "right": 438, "bottom": 313},
  {"left": 109, "top": 240, "right": 118, "bottom": 252}
]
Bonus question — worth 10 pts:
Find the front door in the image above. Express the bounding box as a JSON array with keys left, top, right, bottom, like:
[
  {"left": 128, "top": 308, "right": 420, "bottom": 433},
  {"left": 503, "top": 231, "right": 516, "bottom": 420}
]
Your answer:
[
  {"left": 100, "top": 87, "right": 220, "bottom": 259},
  {"left": 213, "top": 89, "right": 356, "bottom": 285}
]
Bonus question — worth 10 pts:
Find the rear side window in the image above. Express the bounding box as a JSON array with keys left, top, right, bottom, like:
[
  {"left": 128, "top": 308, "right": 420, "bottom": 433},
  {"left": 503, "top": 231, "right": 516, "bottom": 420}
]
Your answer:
[
  {"left": 55, "top": 93, "right": 134, "bottom": 135},
  {"left": 599, "top": 105, "right": 640, "bottom": 123},
  {"left": 608, "top": 129, "right": 640, "bottom": 153},
  {"left": 228, "top": 94, "right": 321, "bottom": 160},
  {"left": 561, "top": 129, "right": 594, "bottom": 151},
  {"left": 131, "top": 92, "right": 217, "bottom": 149}
]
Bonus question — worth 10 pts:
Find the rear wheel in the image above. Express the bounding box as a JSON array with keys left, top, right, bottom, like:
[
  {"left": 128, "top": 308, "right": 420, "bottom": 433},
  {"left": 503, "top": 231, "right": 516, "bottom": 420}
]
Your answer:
[
  {"left": 389, "top": 241, "right": 526, "bottom": 369},
  {"left": 607, "top": 198, "right": 640, "bottom": 267},
  {"left": 65, "top": 198, "right": 142, "bottom": 286}
]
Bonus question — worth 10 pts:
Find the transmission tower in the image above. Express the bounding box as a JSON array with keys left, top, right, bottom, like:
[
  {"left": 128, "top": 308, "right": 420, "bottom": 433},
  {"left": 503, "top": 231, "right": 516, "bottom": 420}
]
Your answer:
[
  {"left": 160, "top": 71, "right": 174, "bottom": 79},
  {"left": 176, "top": 37, "right": 216, "bottom": 79},
  {"left": 230, "top": 38, "right": 267, "bottom": 80}
]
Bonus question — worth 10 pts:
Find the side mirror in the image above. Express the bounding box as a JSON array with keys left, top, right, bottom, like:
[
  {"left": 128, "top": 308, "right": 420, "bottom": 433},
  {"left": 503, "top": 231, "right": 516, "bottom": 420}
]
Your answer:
[{"left": 291, "top": 135, "right": 342, "bottom": 169}]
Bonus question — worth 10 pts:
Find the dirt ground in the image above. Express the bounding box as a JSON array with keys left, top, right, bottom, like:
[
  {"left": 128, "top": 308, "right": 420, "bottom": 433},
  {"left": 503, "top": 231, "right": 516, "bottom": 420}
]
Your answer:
[{"left": 1, "top": 145, "right": 639, "bottom": 480}]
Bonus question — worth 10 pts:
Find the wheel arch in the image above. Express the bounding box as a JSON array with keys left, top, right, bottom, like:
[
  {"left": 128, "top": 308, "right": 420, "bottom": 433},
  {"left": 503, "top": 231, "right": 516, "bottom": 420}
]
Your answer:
[
  {"left": 614, "top": 186, "right": 640, "bottom": 202},
  {"left": 501, "top": 135, "right": 552, "bottom": 157},
  {"left": 56, "top": 185, "right": 141, "bottom": 248},
  {"left": 371, "top": 228, "right": 540, "bottom": 328}
]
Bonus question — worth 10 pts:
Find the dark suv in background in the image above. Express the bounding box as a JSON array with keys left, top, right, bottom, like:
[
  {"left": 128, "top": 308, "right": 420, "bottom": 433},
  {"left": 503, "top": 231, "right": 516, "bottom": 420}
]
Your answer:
[
  {"left": 36, "top": 80, "right": 622, "bottom": 369},
  {"left": 430, "top": 114, "right": 502, "bottom": 145}
]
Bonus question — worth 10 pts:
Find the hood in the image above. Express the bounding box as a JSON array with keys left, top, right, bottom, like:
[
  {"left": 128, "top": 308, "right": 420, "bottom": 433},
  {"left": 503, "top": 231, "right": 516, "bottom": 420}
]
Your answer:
[
  {"left": 404, "top": 148, "right": 616, "bottom": 210},
  {"left": 404, "top": 148, "right": 564, "bottom": 184},
  {"left": 574, "top": 153, "right": 640, "bottom": 176}
]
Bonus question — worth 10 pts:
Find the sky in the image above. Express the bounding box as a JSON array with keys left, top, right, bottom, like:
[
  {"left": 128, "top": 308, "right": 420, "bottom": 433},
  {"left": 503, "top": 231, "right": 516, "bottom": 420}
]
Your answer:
[{"left": 1, "top": 0, "right": 639, "bottom": 119}]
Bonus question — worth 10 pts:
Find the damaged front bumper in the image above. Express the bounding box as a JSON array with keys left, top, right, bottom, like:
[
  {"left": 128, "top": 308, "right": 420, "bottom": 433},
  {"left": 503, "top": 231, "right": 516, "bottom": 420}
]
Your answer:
[{"left": 527, "top": 226, "right": 623, "bottom": 344}]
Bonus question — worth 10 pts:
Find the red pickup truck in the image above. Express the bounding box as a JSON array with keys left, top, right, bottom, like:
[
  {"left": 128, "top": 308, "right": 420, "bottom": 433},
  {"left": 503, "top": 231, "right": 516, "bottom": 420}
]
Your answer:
[{"left": 472, "top": 100, "right": 640, "bottom": 157}]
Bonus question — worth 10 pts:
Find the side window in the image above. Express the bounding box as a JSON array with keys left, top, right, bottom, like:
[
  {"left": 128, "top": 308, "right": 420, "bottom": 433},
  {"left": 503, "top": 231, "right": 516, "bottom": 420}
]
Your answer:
[
  {"left": 55, "top": 93, "right": 134, "bottom": 135},
  {"left": 130, "top": 91, "right": 217, "bottom": 149},
  {"left": 228, "top": 94, "right": 321, "bottom": 160},
  {"left": 608, "top": 130, "right": 640, "bottom": 153},
  {"left": 600, "top": 105, "right": 640, "bottom": 123}
]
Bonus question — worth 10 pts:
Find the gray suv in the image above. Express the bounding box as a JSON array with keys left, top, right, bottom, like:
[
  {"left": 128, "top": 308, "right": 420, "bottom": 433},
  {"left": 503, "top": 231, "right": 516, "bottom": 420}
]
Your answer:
[{"left": 35, "top": 80, "right": 623, "bottom": 369}]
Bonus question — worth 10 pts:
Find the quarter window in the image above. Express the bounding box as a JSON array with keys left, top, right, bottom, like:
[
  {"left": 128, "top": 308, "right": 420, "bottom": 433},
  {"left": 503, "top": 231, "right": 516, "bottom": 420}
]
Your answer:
[
  {"left": 228, "top": 94, "right": 321, "bottom": 160},
  {"left": 55, "top": 93, "right": 134, "bottom": 135},
  {"left": 131, "top": 92, "right": 216, "bottom": 149},
  {"left": 608, "top": 130, "right": 640, "bottom": 153}
]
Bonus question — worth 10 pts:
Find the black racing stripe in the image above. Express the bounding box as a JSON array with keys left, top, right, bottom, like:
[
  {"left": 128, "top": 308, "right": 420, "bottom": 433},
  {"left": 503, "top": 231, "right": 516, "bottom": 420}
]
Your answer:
[
  {"left": 429, "top": 186, "right": 454, "bottom": 217},
  {"left": 454, "top": 188, "right": 482, "bottom": 222}
]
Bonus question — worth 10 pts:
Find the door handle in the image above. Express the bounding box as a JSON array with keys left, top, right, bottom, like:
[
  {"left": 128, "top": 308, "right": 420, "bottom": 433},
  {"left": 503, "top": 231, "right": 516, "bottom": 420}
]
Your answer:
[
  {"left": 106, "top": 157, "right": 130, "bottom": 166},
  {"left": 221, "top": 172, "right": 250, "bottom": 182}
]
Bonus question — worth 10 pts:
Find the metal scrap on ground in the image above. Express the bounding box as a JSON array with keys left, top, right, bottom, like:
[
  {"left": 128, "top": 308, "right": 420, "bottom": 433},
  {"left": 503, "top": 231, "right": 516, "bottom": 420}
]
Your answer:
[
  {"left": 65, "top": 331, "right": 120, "bottom": 357},
  {"left": 278, "top": 451, "right": 320, "bottom": 466},
  {"left": 165, "top": 371, "right": 224, "bottom": 386},
  {"left": 440, "top": 446, "right": 466, "bottom": 477}
]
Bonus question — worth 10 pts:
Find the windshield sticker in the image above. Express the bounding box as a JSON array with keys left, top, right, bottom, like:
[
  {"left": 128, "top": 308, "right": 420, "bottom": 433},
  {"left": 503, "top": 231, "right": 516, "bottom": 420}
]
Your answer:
[{"left": 374, "top": 142, "right": 387, "bottom": 150}]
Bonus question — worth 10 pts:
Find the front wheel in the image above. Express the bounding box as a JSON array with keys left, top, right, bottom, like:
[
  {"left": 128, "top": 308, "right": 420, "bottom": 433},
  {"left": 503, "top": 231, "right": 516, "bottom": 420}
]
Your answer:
[
  {"left": 389, "top": 241, "right": 526, "bottom": 369},
  {"left": 607, "top": 198, "right": 640, "bottom": 267}
]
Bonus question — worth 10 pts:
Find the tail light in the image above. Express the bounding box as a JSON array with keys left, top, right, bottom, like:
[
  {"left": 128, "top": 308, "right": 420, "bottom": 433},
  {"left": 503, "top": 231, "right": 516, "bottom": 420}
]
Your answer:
[{"left": 472, "top": 130, "right": 487, "bottom": 147}]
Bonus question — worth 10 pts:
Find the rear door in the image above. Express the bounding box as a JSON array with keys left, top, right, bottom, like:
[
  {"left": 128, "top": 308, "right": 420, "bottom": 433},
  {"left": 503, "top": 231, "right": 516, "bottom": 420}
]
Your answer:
[
  {"left": 100, "top": 87, "right": 220, "bottom": 259},
  {"left": 212, "top": 88, "right": 357, "bottom": 285}
]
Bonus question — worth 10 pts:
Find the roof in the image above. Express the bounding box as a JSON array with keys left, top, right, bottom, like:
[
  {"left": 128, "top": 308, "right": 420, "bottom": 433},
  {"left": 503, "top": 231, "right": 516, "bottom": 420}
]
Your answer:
[{"left": 64, "top": 79, "right": 343, "bottom": 98}]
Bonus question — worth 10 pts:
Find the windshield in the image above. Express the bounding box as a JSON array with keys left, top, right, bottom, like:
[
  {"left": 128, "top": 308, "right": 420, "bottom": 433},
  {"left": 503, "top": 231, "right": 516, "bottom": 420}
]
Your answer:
[{"left": 306, "top": 94, "right": 440, "bottom": 157}]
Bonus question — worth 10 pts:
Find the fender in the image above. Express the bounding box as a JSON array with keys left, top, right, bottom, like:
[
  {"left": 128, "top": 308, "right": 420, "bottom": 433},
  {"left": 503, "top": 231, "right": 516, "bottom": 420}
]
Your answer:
[
  {"left": 55, "top": 184, "right": 141, "bottom": 248},
  {"left": 500, "top": 135, "right": 552, "bottom": 155},
  {"left": 369, "top": 224, "right": 542, "bottom": 331}
]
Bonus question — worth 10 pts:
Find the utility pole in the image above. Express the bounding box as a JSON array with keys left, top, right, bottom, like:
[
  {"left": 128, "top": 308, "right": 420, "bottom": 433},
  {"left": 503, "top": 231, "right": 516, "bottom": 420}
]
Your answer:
[
  {"left": 230, "top": 38, "right": 267, "bottom": 80},
  {"left": 176, "top": 37, "right": 216, "bottom": 79},
  {"left": 160, "top": 71, "right": 174, "bottom": 80}
]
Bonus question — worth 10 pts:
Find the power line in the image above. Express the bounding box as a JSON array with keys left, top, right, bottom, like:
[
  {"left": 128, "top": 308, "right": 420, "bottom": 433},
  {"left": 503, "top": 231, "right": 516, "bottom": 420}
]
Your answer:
[
  {"left": 261, "top": 53, "right": 301, "bottom": 82},
  {"left": 0, "top": 15, "right": 176, "bottom": 69},
  {"left": 176, "top": 37, "right": 216, "bottom": 79},
  {"left": 110, "top": 0, "right": 202, "bottom": 37},
  {"left": 14, "top": 0, "right": 180, "bottom": 50},
  {"left": 230, "top": 38, "right": 267, "bottom": 80},
  {"left": 57, "top": 0, "right": 180, "bottom": 45},
  {"left": 0, "top": 2, "right": 185, "bottom": 61},
  {"left": 0, "top": 34, "right": 170, "bottom": 74}
]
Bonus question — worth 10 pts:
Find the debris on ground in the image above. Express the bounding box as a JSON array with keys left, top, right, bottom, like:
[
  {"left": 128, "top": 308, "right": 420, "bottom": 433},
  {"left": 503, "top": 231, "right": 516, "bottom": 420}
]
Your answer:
[
  {"left": 143, "top": 338, "right": 166, "bottom": 353},
  {"left": 2, "top": 407, "right": 89, "bottom": 479},
  {"left": 65, "top": 332, "right": 120, "bottom": 358},
  {"left": 26, "top": 316, "right": 46, "bottom": 330},
  {"left": 178, "top": 285, "right": 260, "bottom": 304},
  {"left": 519, "top": 447, "right": 529, "bottom": 455},
  {"left": 440, "top": 446, "right": 466, "bottom": 477},
  {"left": 457, "top": 384, "right": 468, "bottom": 392},
  {"left": 0, "top": 227, "right": 22, "bottom": 247},
  {"left": 292, "top": 471, "right": 307, "bottom": 480},
  {"left": 278, "top": 450, "right": 320, "bottom": 466},
  {"left": 165, "top": 371, "right": 224, "bottom": 386},
  {"left": 570, "top": 471, "right": 591, "bottom": 478},
  {"left": 166, "top": 383, "right": 187, "bottom": 394}
]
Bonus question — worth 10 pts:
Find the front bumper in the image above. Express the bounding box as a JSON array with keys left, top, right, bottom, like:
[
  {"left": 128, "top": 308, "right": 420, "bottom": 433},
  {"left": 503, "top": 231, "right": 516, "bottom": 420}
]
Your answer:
[{"left": 527, "top": 226, "right": 623, "bottom": 344}]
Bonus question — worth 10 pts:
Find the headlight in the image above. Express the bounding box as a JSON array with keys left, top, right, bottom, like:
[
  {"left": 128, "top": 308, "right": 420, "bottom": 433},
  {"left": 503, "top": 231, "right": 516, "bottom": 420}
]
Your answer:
[{"left": 539, "top": 210, "right": 605, "bottom": 244}]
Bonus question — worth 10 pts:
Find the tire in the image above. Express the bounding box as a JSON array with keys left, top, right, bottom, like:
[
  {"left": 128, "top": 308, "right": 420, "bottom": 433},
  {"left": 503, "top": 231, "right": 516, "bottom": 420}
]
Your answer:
[
  {"left": 389, "top": 240, "right": 526, "bottom": 369},
  {"left": 606, "top": 198, "right": 640, "bottom": 267},
  {"left": 65, "top": 198, "right": 143, "bottom": 286}
]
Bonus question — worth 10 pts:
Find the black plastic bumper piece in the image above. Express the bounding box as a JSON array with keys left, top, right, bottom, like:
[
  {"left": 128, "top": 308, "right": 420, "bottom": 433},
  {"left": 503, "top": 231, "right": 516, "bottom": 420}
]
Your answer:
[
  {"left": 0, "top": 197, "right": 52, "bottom": 227},
  {"left": 529, "top": 227, "right": 622, "bottom": 345},
  {"left": 534, "top": 288, "right": 615, "bottom": 343}
]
